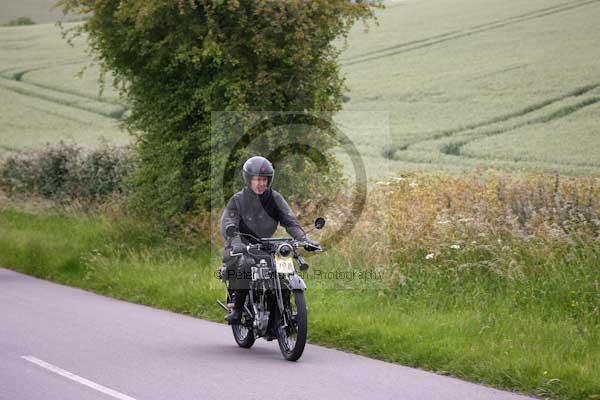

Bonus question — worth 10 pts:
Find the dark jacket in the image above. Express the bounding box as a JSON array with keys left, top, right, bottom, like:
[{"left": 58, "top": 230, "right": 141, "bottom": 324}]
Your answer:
[{"left": 220, "top": 187, "right": 306, "bottom": 247}]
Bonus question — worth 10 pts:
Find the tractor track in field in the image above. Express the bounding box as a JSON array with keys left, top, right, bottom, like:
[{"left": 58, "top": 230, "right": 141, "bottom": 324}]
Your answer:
[
  {"left": 343, "top": 0, "right": 600, "bottom": 67},
  {"left": 0, "top": 77, "right": 127, "bottom": 120},
  {"left": 408, "top": 83, "right": 600, "bottom": 145},
  {"left": 26, "top": 104, "right": 99, "bottom": 125},
  {"left": 341, "top": 30, "right": 462, "bottom": 62},
  {"left": 390, "top": 146, "right": 600, "bottom": 173},
  {"left": 438, "top": 95, "right": 600, "bottom": 163},
  {"left": 0, "top": 144, "right": 18, "bottom": 153},
  {"left": 386, "top": 84, "right": 600, "bottom": 168},
  {"left": 0, "top": 62, "right": 127, "bottom": 121}
]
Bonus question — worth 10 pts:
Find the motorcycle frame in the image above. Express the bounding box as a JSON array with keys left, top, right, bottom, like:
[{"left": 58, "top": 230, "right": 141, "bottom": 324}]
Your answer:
[{"left": 244, "top": 246, "right": 306, "bottom": 337}]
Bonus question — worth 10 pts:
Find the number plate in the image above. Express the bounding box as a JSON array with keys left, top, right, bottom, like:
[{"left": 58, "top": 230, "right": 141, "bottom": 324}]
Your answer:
[{"left": 275, "top": 255, "right": 295, "bottom": 274}]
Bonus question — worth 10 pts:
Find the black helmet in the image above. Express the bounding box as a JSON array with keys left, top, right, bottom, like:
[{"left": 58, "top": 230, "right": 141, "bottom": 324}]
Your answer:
[{"left": 243, "top": 156, "right": 274, "bottom": 187}]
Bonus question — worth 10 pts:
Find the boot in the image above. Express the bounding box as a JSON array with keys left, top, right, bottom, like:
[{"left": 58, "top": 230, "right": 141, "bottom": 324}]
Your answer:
[{"left": 226, "top": 290, "right": 247, "bottom": 324}]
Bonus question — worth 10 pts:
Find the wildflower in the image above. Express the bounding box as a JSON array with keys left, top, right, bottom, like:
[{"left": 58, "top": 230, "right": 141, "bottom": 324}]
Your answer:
[
  {"left": 450, "top": 244, "right": 461, "bottom": 250},
  {"left": 425, "top": 253, "right": 435, "bottom": 260},
  {"left": 409, "top": 181, "right": 418, "bottom": 188}
]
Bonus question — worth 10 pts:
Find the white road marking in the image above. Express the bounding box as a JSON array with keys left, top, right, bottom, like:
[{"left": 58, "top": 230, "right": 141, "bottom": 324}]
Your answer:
[{"left": 21, "top": 356, "right": 137, "bottom": 400}]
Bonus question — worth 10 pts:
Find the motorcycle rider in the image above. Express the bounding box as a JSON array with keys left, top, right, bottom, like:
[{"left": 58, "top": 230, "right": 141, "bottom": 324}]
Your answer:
[{"left": 220, "top": 156, "right": 319, "bottom": 324}]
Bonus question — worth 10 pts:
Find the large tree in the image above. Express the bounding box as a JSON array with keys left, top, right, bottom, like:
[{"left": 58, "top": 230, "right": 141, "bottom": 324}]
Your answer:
[{"left": 58, "top": 0, "right": 374, "bottom": 221}]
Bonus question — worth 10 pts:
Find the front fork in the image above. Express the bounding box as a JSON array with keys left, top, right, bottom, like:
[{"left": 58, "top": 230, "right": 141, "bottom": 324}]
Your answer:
[{"left": 274, "top": 275, "right": 287, "bottom": 327}]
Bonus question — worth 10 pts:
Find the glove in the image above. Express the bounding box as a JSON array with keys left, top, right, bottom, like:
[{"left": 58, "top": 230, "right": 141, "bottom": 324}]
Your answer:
[
  {"left": 303, "top": 237, "right": 320, "bottom": 252},
  {"left": 230, "top": 235, "right": 246, "bottom": 254}
]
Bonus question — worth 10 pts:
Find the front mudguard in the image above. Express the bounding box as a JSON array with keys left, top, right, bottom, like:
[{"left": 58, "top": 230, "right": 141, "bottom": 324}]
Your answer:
[{"left": 287, "top": 273, "right": 307, "bottom": 290}]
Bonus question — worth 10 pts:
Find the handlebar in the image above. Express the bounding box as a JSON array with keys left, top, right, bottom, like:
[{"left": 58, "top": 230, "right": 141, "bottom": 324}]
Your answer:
[
  {"left": 229, "top": 238, "right": 321, "bottom": 257},
  {"left": 270, "top": 238, "right": 322, "bottom": 252},
  {"left": 229, "top": 243, "right": 264, "bottom": 257}
]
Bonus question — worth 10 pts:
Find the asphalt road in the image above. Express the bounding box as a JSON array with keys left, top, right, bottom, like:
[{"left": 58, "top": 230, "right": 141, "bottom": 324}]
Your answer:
[{"left": 0, "top": 268, "right": 536, "bottom": 400}]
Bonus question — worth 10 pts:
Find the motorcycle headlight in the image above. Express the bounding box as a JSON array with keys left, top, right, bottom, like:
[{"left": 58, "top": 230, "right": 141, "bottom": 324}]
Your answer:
[{"left": 276, "top": 243, "right": 293, "bottom": 258}]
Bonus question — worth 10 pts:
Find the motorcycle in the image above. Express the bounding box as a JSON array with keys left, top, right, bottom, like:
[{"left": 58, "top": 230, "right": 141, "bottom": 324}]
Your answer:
[{"left": 217, "top": 217, "right": 325, "bottom": 361}]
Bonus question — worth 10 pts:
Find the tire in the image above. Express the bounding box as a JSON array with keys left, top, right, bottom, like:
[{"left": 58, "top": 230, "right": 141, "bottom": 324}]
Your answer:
[
  {"left": 276, "top": 289, "right": 307, "bottom": 361},
  {"left": 230, "top": 293, "right": 255, "bottom": 349}
]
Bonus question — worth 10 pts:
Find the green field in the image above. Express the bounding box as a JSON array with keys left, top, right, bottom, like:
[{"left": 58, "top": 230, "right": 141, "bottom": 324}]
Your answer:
[
  {"left": 339, "top": 0, "right": 600, "bottom": 177},
  {"left": 0, "top": 21, "right": 127, "bottom": 153},
  {"left": 1, "top": 0, "right": 600, "bottom": 179}
]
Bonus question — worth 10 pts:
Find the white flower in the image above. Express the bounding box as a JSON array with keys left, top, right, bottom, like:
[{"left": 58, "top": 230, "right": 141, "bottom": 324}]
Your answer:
[
  {"left": 409, "top": 181, "right": 418, "bottom": 188},
  {"left": 425, "top": 253, "right": 435, "bottom": 260},
  {"left": 450, "top": 244, "right": 461, "bottom": 250}
]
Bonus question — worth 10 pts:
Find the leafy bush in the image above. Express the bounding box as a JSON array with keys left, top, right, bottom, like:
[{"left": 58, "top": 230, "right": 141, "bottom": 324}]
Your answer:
[
  {"left": 3, "top": 17, "right": 35, "bottom": 26},
  {"left": 0, "top": 143, "right": 135, "bottom": 202},
  {"left": 57, "top": 0, "right": 376, "bottom": 222}
]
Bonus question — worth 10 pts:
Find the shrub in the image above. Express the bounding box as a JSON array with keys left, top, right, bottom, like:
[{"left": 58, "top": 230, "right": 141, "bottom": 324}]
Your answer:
[
  {"left": 0, "top": 143, "right": 135, "bottom": 202},
  {"left": 3, "top": 17, "right": 35, "bottom": 26}
]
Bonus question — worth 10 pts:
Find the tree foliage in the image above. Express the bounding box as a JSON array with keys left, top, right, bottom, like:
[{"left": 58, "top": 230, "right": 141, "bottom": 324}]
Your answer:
[{"left": 58, "top": 0, "right": 375, "bottom": 222}]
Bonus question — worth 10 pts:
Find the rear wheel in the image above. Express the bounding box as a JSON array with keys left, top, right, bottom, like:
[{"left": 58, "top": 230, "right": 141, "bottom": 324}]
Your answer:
[
  {"left": 276, "top": 290, "right": 307, "bottom": 361},
  {"left": 230, "top": 293, "right": 255, "bottom": 348}
]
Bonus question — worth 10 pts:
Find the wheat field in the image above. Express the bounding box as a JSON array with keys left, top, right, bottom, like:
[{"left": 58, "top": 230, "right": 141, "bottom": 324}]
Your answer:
[
  {"left": 338, "top": 0, "right": 600, "bottom": 178},
  {"left": 1, "top": 0, "right": 599, "bottom": 179},
  {"left": 0, "top": 21, "right": 128, "bottom": 153}
]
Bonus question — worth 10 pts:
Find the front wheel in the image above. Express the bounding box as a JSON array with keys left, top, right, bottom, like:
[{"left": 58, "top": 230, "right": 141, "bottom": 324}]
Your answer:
[
  {"left": 276, "top": 290, "right": 307, "bottom": 361},
  {"left": 230, "top": 293, "right": 255, "bottom": 349}
]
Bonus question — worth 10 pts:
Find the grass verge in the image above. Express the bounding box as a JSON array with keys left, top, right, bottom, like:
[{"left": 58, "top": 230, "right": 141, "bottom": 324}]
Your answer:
[{"left": 0, "top": 206, "right": 598, "bottom": 399}]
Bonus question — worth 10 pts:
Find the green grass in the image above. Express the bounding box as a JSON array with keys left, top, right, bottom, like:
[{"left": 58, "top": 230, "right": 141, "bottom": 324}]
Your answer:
[{"left": 1, "top": 208, "right": 598, "bottom": 399}]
